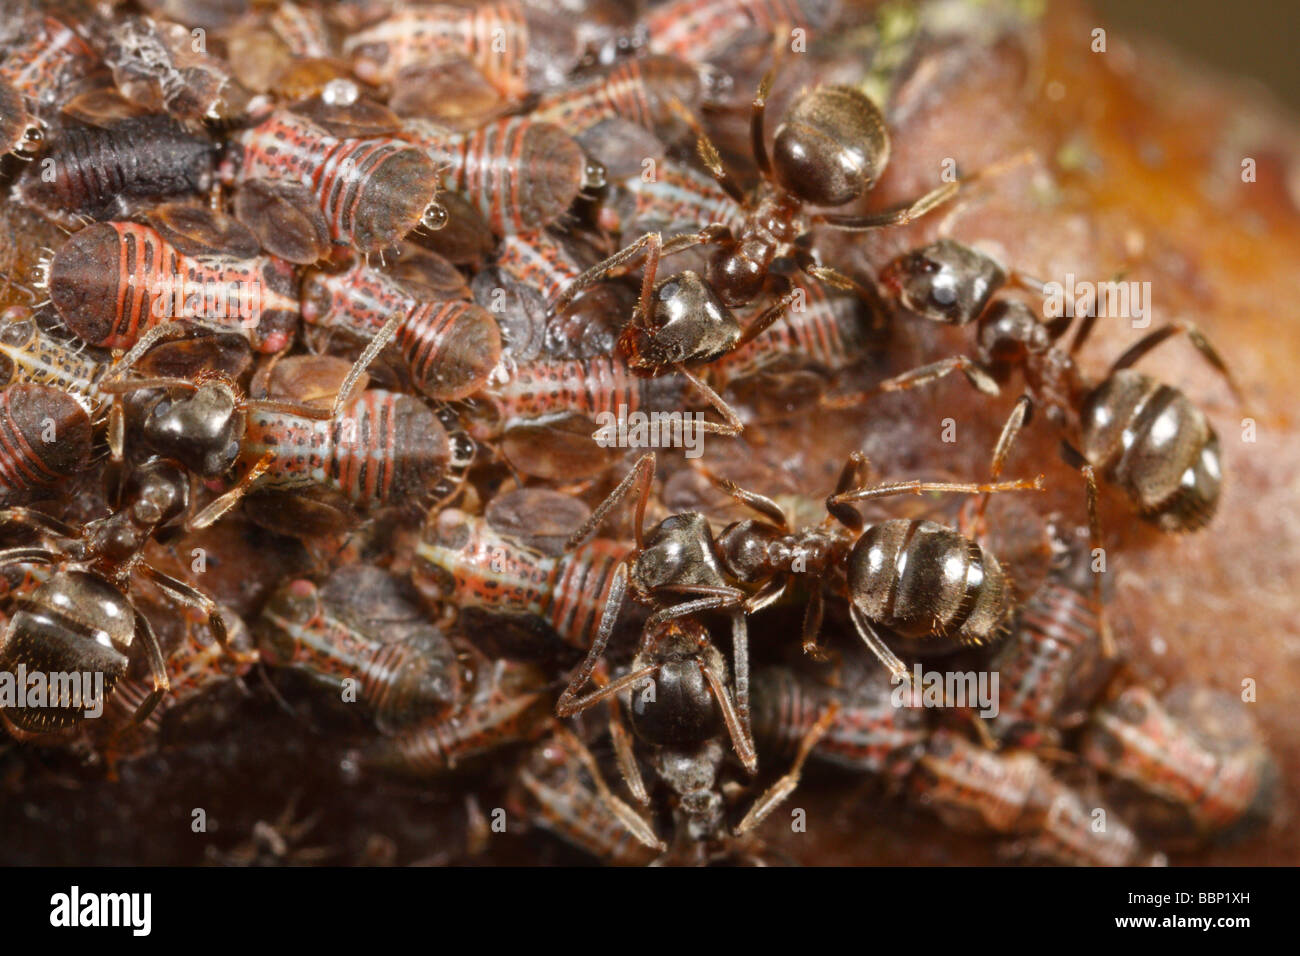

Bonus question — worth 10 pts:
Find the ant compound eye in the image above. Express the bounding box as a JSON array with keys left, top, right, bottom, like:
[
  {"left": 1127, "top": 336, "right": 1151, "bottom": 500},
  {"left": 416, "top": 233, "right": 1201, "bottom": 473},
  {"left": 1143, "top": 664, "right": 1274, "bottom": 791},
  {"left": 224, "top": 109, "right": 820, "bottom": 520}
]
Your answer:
[{"left": 929, "top": 274, "right": 959, "bottom": 307}]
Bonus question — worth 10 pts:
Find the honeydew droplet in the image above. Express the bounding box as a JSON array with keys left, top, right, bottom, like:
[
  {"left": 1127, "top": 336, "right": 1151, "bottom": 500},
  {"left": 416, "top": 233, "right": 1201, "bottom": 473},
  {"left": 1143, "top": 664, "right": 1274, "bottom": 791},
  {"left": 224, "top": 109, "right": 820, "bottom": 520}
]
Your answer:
[{"left": 323, "top": 79, "right": 360, "bottom": 107}]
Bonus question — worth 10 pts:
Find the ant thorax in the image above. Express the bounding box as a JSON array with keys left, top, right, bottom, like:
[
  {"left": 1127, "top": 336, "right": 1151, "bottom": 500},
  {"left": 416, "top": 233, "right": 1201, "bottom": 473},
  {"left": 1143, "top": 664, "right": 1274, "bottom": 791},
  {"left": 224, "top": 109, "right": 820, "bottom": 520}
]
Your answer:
[
  {"left": 707, "top": 194, "right": 803, "bottom": 307},
  {"left": 779, "top": 528, "right": 840, "bottom": 577},
  {"left": 1026, "top": 345, "right": 1086, "bottom": 431},
  {"left": 718, "top": 520, "right": 837, "bottom": 581}
]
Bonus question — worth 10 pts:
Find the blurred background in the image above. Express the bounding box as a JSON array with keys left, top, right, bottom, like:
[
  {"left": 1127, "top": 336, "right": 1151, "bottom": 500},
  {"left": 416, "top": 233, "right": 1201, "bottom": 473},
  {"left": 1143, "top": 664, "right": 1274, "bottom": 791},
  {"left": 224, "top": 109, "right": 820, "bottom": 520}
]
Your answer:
[{"left": 1093, "top": 0, "right": 1300, "bottom": 109}]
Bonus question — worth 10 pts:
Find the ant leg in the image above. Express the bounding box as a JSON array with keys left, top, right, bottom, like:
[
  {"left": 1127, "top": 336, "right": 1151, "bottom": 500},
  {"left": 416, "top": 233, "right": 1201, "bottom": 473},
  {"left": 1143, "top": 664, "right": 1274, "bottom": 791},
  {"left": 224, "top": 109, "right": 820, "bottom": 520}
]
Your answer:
[
  {"left": 826, "top": 452, "right": 869, "bottom": 532},
  {"left": 695, "top": 467, "right": 789, "bottom": 528},
  {"left": 973, "top": 395, "right": 1033, "bottom": 534},
  {"left": 674, "top": 364, "right": 744, "bottom": 436},
  {"left": 109, "top": 399, "right": 124, "bottom": 463},
  {"left": 662, "top": 226, "right": 731, "bottom": 256},
  {"left": 734, "top": 700, "right": 839, "bottom": 835},
  {"left": 600, "top": 670, "right": 649, "bottom": 805},
  {"left": 1059, "top": 441, "right": 1115, "bottom": 658},
  {"left": 553, "top": 724, "right": 665, "bottom": 851},
  {"left": 250, "top": 345, "right": 287, "bottom": 400},
  {"left": 799, "top": 260, "right": 891, "bottom": 316},
  {"left": 0, "top": 545, "right": 61, "bottom": 566},
  {"left": 987, "top": 396, "right": 1032, "bottom": 480},
  {"left": 1080, "top": 463, "right": 1115, "bottom": 659},
  {"left": 102, "top": 322, "right": 191, "bottom": 384},
  {"left": 698, "top": 658, "right": 758, "bottom": 773},
  {"left": 733, "top": 284, "right": 800, "bottom": 350},
  {"left": 819, "top": 150, "right": 1036, "bottom": 231},
  {"left": 556, "top": 562, "right": 630, "bottom": 716},
  {"left": 817, "top": 182, "right": 959, "bottom": 231},
  {"left": 331, "top": 311, "right": 400, "bottom": 419},
  {"left": 829, "top": 473, "right": 1044, "bottom": 506},
  {"left": 743, "top": 575, "right": 787, "bottom": 615},
  {"left": 1068, "top": 312, "right": 1099, "bottom": 356},
  {"left": 849, "top": 604, "right": 911, "bottom": 683},
  {"left": 98, "top": 376, "right": 200, "bottom": 395},
  {"left": 1108, "top": 321, "right": 1245, "bottom": 405},
  {"left": 666, "top": 97, "right": 747, "bottom": 205},
  {"left": 0, "top": 506, "right": 78, "bottom": 543},
  {"left": 869, "top": 354, "right": 1000, "bottom": 396},
  {"left": 1006, "top": 269, "right": 1048, "bottom": 295},
  {"left": 730, "top": 610, "right": 752, "bottom": 759},
  {"left": 137, "top": 563, "right": 229, "bottom": 650},
  {"left": 801, "top": 586, "right": 827, "bottom": 660},
  {"left": 644, "top": 586, "right": 747, "bottom": 628},
  {"left": 629, "top": 231, "right": 666, "bottom": 334},
  {"left": 246, "top": 397, "right": 336, "bottom": 421},
  {"left": 970, "top": 712, "right": 999, "bottom": 751},
  {"left": 185, "top": 452, "right": 274, "bottom": 531},
  {"left": 129, "top": 612, "right": 170, "bottom": 725},
  {"left": 821, "top": 354, "right": 1000, "bottom": 410},
  {"left": 551, "top": 232, "right": 663, "bottom": 317},
  {"left": 565, "top": 452, "right": 655, "bottom": 551},
  {"left": 559, "top": 661, "right": 657, "bottom": 718},
  {"left": 1083, "top": 464, "right": 1116, "bottom": 657},
  {"left": 751, "top": 69, "right": 776, "bottom": 180}
]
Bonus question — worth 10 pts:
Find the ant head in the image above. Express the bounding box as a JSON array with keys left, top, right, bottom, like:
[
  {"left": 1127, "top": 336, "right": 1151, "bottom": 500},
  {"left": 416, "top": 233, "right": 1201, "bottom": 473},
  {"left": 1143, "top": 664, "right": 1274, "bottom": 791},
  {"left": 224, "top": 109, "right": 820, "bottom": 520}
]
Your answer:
[
  {"left": 771, "top": 86, "right": 889, "bottom": 208},
  {"left": 142, "top": 378, "right": 243, "bottom": 478},
  {"left": 632, "top": 512, "right": 729, "bottom": 596},
  {"left": 622, "top": 271, "right": 740, "bottom": 370},
  {"left": 881, "top": 239, "right": 1007, "bottom": 326}
]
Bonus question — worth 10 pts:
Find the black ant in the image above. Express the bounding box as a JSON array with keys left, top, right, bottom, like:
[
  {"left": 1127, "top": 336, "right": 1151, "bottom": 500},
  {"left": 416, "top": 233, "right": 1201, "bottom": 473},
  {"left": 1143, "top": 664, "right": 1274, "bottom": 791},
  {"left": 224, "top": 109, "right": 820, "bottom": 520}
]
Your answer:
[
  {"left": 0, "top": 459, "right": 227, "bottom": 739},
  {"left": 552, "top": 69, "right": 1017, "bottom": 431},
  {"left": 553, "top": 616, "right": 839, "bottom": 865},
  {"left": 556, "top": 443, "right": 1044, "bottom": 751},
  {"left": 831, "top": 238, "right": 1245, "bottom": 647}
]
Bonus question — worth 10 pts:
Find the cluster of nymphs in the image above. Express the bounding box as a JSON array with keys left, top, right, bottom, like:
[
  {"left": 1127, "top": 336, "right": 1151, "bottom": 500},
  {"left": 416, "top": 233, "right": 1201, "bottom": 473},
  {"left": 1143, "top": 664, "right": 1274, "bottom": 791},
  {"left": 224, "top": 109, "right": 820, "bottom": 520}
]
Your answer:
[{"left": 0, "top": 0, "right": 1273, "bottom": 866}]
